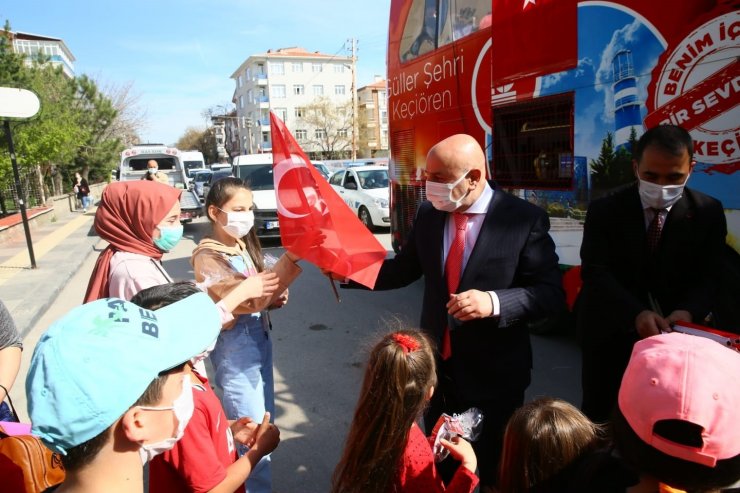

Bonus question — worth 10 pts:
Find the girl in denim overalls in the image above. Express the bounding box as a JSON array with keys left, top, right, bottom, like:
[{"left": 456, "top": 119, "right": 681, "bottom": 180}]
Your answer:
[{"left": 192, "top": 178, "right": 302, "bottom": 493}]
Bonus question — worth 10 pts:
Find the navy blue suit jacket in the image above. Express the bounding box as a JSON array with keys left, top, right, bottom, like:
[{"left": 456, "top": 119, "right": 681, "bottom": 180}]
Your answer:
[{"left": 371, "top": 183, "right": 565, "bottom": 401}]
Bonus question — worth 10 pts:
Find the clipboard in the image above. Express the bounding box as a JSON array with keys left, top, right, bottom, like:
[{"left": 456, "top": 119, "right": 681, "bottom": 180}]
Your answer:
[{"left": 671, "top": 321, "right": 740, "bottom": 351}]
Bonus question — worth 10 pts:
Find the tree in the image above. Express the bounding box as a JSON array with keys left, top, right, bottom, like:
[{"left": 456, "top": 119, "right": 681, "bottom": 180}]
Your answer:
[
  {"left": 589, "top": 131, "right": 634, "bottom": 196},
  {"left": 175, "top": 126, "right": 218, "bottom": 164},
  {"left": 296, "top": 97, "right": 353, "bottom": 159}
]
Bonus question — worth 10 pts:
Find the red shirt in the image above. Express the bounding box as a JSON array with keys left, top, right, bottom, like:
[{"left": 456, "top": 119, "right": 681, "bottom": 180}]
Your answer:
[
  {"left": 394, "top": 423, "right": 479, "bottom": 493},
  {"left": 149, "top": 372, "right": 244, "bottom": 493}
]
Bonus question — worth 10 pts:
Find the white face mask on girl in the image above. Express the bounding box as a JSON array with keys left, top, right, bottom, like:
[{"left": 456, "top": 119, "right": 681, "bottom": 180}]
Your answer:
[
  {"left": 138, "top": 375, "right": 194, "bottom": 465},
  {"left": 219, "top": 208, "right": 255, "bottom": 239},
  {"left": 637, "top": 174, "right": 689, "bottom": 209},
  {"left": 425, "top": 171, "right": 470, "bottom": 212}
]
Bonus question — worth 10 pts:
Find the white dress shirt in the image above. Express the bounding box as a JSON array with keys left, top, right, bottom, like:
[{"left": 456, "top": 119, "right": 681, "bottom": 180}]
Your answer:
[{"left": 442, "top": 182, "right": 501, "bottom": 317}]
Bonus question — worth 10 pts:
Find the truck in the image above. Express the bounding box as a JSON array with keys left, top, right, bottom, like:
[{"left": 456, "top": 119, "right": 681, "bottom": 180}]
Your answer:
[{"left": 118, "top": 145, "right": 203, "bottom": 223}]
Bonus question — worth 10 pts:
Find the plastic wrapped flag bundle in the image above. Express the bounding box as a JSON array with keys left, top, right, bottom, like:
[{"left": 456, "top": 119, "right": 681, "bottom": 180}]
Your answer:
[{"left": 431, "top": 407, "right": 484, "bottom": 462}]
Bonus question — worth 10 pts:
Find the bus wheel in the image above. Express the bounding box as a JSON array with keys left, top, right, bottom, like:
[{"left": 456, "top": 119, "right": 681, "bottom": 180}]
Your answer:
[{"left": 359, "top": 206, "right": 374, "bottom": 230}]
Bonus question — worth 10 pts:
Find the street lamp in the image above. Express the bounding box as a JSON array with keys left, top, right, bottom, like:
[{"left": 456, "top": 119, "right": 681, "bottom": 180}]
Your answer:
[{"left": 0, "top": 87, "right": 41, "bottom": 269}]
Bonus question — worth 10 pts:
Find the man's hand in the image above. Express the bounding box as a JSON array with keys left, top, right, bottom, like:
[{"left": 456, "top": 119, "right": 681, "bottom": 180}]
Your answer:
[
  {"left": 666, "top": 310, "right": 692, "bottom": 325},
  {"left": 230, "top": 417, "right": 260, "bottom": 447},
  {"left": 635, "top": 310, "right": 670, "bottom": 339},
  {"left": 447, "top": 290, "right": 492, "bottom": 321}
]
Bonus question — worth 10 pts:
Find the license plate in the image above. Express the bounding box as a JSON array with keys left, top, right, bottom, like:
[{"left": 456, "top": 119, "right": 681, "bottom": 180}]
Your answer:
[{"left": 264, "top": 221, "right": 278, "bottom": 230}]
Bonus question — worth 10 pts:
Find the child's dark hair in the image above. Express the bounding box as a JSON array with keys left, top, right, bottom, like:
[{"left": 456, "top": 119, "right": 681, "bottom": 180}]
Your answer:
[
  {"left": 332, "top": 329, "right": 437, "bottom": 493},
  {"left": 130, "top": 281, "right": 201, "bottom": 310},
  {"left": 205, "top": 177, "right": 264, "bottom": 271}
]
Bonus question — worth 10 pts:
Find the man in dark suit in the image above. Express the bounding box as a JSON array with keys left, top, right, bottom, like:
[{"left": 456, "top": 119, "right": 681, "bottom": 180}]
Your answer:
[
  {"left": 346, "top": 134, "right": 565, "bottom": 488},
  {"left": 578, "top": 124, "right": 727, "bottom": 424}
]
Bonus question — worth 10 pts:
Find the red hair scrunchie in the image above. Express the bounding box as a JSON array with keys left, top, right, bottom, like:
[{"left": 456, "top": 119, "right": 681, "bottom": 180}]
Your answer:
[{"left": 392, "top": 333, "right": 420, "bottom": 354}]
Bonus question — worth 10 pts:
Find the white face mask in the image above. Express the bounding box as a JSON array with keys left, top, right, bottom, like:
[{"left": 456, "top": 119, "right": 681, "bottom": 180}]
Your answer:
[
  {"left": 425, "top": 171, "right": 470, "bottom": 212},
  {"left": 148, "top": 167, "right": 158, "bottom": 174},
  {"left": 637, "top": 174, "right": 688, "bottom": 209},
  {"left": 138, "top": 375, "right": 194, "bottom": 464},
  {"left": 219, "top": 208, "right": 255, "bottom": 239}
]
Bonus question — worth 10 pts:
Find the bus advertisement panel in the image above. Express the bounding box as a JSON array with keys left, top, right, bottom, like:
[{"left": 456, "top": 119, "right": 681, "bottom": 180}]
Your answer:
[{"left": 387, "top": 0, "right": 739, "bottom": 260}]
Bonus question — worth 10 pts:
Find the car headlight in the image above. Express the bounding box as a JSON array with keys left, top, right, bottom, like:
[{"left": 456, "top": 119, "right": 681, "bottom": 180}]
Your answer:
[{"left": 373, "top": 197, "right": 389, "bottom": 208}]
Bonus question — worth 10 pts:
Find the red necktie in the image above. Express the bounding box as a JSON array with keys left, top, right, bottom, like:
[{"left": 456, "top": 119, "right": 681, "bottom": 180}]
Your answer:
[
  {"left": 647, "top": 208, "right": 667, "bottom": 252},
  {"left": 442, "top": 213, "right": 468, "bottom": 360}
]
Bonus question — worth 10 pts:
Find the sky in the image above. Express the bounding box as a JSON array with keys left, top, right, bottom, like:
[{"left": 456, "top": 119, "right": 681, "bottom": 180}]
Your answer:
[{"left": 2, "top": 0, "right": 391, "bottom": 145}]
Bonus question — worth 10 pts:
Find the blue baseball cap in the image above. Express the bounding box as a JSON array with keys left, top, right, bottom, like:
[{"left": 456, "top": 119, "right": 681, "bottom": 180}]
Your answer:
[{"left": 26, "top": 293, "right": 221, "bottom": 454}]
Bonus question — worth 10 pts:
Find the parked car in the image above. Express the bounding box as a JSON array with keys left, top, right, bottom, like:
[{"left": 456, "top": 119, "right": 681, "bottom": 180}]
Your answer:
[
  {"left": 192, "top": 169, "right": 212, "bottom": 200},
  {"left": 329, "top": 165, "right": 390, "bottom": 230},
  {"left": 233, "top": 154, "right": 279, "bottom": 239},
  {"left": 310, "top": 161, "right": 331, "bottom": 179},
  {"left": 201, "top": 168, "right": 234, "bottom": 201}
]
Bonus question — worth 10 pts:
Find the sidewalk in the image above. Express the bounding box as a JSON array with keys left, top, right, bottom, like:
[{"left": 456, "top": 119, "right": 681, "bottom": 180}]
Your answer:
[{"left": 0, "top": 207, "right": 103, "bottom": 337}]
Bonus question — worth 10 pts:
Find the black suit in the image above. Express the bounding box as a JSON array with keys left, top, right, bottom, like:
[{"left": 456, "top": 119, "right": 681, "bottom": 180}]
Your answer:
[
  {"left": 578, "top": 185, "right": 727, "bottom": 423},
  {"left": 367, "top": 183, "right": 565, "bottom": 483}
]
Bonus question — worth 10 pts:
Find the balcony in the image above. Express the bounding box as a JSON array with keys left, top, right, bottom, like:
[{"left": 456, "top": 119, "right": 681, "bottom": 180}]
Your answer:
[{"left": 256, "top": 74, "right": 268, "bottom": 86}]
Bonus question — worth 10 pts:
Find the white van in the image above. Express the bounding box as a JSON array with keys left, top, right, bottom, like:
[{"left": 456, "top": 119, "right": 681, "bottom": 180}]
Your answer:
[
  {"left": 180, "top": 150, "right": 207, "bottom": 180},
  {"left": 232, "top": 154, "right": 278, "bottom": 239}
]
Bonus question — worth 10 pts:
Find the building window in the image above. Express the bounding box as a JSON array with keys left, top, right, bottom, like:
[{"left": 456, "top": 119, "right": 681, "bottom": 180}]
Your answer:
[
  {"left": 292, "top": 62, "right": 303, "bottom": 72},
  {"left": 275, "top": 108, "right": 288, "bottom": 122},
  {"left": 338, "top": 129, "right": 348, "bottom": 137},
  {"left": 334, "top": 64, "right": 345, "bottom": 73},
  {"left": 239, "top": 95, "right": 244, "bottom": 108},
  {"left": 492, "top": 92, "right": 574, "bottom": 188},
  {"left": 272, "top": 85, "right": 286, "bottom": 98},
  {"left": 334, "top": 85, "right": 346, "bottom": 95},
  {"left": 295, "top": 107, "right": 305, "bottom": 118},
  {"left": 270, "top": 61, "right": 284, "bottom": 75},
  {"left": 246, "top": 68, "right": 251, "bottom": 79},
  {"left": 247, "top": 89, "right": 253, "bottom": 103},
  {"left": 315, "top": 129, "right": 326, "bottom": 139},
  {"left": 295, "top": 129, "right": 307, "bottom": 139},
  {"left": 380, "top": 110, "right": 388, "bottom": 122},
  {"left": 293, "top": 84, "right": 305, "bottom": 95},
  {"left": 313, "top": 85, "right": 324, "bottom": 96},
  {"left": 312, "top": 62, "right": 323, "bottom": 73},
  {"left": 262, "top": 131, "right": 270, "bottom": 143},
  {"left": 238, "top": 75, "right": 243, "bottom": 87}
]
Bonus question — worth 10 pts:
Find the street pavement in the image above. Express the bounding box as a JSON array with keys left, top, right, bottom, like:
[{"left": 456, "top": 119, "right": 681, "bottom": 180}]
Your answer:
[{"left": 1, "top": 212, "right": 581, "bottom": 492}]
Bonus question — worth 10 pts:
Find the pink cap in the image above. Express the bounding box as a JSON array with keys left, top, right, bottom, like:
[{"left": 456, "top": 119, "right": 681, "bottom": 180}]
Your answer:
[{"left": 618, "top": 332, "right": 740, "bottom": 467}]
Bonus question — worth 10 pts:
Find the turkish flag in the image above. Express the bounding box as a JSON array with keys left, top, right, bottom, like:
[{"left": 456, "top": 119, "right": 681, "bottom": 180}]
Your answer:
[
  {"left": 270, "top": 112, "right": 387, "bottom": 289},
  {"left": 492, "top": 0, "right": 577, "bottom": 83}
]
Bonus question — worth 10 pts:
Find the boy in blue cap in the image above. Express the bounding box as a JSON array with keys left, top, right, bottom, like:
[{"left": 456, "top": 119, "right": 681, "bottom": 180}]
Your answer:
[{"left": 26, "top": 292, "right": 222, "bottom": 493}]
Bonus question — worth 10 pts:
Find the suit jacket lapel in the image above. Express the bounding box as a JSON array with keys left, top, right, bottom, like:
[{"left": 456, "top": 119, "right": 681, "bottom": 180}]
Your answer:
[
  {"left": 458, "top": 187, "right": 506, "bottom": 291},
  {"left": 428, "top": 207, "right": 447, "bottom": 285}
]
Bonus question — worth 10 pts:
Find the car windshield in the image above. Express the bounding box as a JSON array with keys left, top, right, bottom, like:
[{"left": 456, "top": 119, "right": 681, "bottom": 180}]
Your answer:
[
  {"left": 212, "top": 170, "right": 233, "bottom": 182},
  {"left": 194, "top": 172, "right": 211, "bottom": 183},
  {"left": 236, "top": 164, "right": 274, "bottom": 191},
  {"left": 357, "top": 170, "right": 389, "bottom": 189}
]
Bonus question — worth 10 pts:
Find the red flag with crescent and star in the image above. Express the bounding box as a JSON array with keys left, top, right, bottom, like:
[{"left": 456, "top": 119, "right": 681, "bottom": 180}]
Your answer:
[
  {"left": 492, "top": 0, "right": 577, "bottom": 84},
  {"left": 270, "top": 111, "right": 387, "bottom": 289}
]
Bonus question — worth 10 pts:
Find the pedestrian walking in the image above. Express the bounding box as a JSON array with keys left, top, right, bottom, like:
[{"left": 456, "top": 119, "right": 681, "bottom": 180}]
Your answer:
[{"left": 73, "top": 172, "right": 91, "bottom": 213}]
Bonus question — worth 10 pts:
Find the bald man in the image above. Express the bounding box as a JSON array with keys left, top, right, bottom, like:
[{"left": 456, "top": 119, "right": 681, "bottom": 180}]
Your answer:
[
  {"left": 346, "top": 134, "right": 565, "bottom": 488},
  {"left": 142, "top": 159, "right": 169, "bottom": 185}
]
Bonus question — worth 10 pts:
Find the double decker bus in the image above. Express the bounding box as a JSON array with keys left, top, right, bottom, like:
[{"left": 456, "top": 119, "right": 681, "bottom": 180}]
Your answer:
[{"left": 387, "top": 0, "right": 740, "bottom": 269}]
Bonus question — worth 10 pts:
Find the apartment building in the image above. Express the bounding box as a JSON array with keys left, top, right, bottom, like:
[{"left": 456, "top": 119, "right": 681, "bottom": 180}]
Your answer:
[
  {"left": 230, "top": 47, "right": 353, "bottom": 157},
  {"left": 10, "top": 31, "right": 75, "bottom": 78},
  {"left": 357, "top": 76, "right": 389, "bottom": 158}
]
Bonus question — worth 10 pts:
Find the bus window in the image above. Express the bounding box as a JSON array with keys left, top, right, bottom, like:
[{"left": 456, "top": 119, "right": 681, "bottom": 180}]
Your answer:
[
  {"left": 492, "top": 93, "right": 574, "bottom": 189},
  {"left": 401, "top": 0, "right": 451, "bottom": 62},
  {"left": 452, "top": 0, "right": 490, "bottom": 40}
]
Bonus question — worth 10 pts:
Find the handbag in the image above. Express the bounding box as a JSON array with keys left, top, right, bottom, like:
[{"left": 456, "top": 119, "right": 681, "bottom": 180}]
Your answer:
[{"left": 0, "top": 387, "right": 65, "bottom": 492}]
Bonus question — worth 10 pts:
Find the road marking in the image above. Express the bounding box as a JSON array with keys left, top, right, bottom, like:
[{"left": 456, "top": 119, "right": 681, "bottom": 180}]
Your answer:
[{"left": 0, "top": 212, "right": 94, "bottom": 286}]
